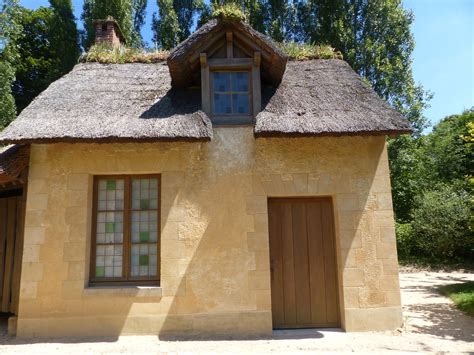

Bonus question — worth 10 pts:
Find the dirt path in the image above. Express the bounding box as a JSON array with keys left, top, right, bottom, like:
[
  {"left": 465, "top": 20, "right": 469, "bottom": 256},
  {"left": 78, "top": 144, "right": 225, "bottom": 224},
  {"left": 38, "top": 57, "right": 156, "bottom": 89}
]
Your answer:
[{"left": 0, "top": 271, "right": 473, "bottom": 353}]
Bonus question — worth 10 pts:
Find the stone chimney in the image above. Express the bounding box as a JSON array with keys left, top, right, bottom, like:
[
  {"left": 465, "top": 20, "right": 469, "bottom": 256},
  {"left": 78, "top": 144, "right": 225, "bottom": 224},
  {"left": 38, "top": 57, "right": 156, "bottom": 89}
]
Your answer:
[{"left": 94, "top": 16, "right": 125, "bottom": 48}]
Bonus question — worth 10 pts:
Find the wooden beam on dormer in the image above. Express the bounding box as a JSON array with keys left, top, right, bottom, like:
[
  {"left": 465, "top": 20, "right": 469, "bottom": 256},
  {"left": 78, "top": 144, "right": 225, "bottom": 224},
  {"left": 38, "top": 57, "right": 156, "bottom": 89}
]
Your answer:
[
  {"left": 254, "top": 51, "right": 261, "bottom": 67},
  {"left": 200, "top": 53, "right": 210, "bottom": 115},
  {"left": 226, "top": 31, "right": 233, "bottom": 58},
  {"left": 200, "top": 53, "right": 207, "bottom": 68},
  {"left": 252, "top": 52, "right": 262, "bottom": 118}
]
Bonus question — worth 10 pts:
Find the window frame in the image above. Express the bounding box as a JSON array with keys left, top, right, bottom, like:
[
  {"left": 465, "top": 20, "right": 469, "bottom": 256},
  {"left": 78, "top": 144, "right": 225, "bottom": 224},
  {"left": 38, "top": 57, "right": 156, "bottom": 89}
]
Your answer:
[
  {"left": 89, "top": 174, "right": 161, "bottom": 287},
  {"left": 201, "top": 55, "right": 261, "bottom": 126},
  {"left": 210, "top": 70, "right": 253, "bottom": 119}
]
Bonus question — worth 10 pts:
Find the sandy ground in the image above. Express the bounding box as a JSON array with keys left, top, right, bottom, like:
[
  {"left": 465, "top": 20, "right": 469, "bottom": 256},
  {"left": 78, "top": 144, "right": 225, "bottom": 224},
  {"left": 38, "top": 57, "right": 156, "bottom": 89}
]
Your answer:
[{"left": 0, "top": 271, "right": 473, "bottom": 354}]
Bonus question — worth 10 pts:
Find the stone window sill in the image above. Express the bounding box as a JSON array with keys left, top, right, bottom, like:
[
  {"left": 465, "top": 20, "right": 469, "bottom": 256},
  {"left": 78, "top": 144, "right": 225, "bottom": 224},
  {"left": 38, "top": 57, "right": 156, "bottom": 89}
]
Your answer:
[{"left": 83, "top": 286, "right": 162, "bottom": 298}]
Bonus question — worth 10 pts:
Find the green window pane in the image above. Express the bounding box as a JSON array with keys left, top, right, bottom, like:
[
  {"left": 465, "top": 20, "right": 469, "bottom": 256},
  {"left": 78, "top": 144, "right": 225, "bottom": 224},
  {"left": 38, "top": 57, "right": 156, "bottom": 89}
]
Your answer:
[
  {"left": 140, "top": 199, "right": 149, "bottom": 209},
  {"left": 139, "top": 231, "right": 149, "bottom": 242},
  {"left": 106, "top": 180, "right": 116, "bottom": 190},
  {"left": 95, "top": 266, "right": 105, "bottom": 277},
  {"left": 106, "top": 222, "right": 115, "bottom": 233},
  {"left": 139, "top": 255, "right": 149, "bottom": 266}
]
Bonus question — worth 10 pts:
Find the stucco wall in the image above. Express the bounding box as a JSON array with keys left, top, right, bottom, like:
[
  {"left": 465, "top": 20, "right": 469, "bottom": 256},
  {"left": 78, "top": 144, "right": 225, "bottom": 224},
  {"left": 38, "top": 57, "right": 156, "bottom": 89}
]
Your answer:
[{"left": 16, "top": 127, "right": 402, "bottom": 337}]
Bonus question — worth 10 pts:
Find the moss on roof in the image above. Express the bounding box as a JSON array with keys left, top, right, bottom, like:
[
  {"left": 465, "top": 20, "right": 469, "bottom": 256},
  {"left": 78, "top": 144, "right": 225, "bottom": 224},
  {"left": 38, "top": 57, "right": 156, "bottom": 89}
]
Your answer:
[
  {"left": 211, "top": 3, "right": 247, "bottom": 22},
  {"left": 80, "top": 42, "right": 342, "bottom": 64},
  {"left": 79, "top": 45, "right": 169, "bottom": 64}
]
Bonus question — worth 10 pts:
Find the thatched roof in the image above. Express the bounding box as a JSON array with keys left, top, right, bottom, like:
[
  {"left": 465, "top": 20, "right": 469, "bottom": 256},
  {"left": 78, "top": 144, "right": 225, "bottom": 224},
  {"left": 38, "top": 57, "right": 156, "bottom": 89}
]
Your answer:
[
  {"left": 255, "top": 60, "right": 412, "bottom": 136},
  {"left": 0, "top": 60, "right": 411, "bottom": 144},
  {"left": 167, "top": 19, "right": 288, "bottom": 88},
  {"left": 0, "top": 145, "right": 29, "bottom": 184},
  {"left": 0, "top": 62, "right": 213, "bottom": 144}
]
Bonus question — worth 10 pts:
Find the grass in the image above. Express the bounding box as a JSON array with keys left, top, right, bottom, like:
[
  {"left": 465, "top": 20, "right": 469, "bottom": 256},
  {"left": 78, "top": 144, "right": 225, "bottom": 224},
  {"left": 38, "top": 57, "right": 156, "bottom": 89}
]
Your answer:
[
  {"left": 279, "top": 42, "right": 343, "bottom": 60},
  {"left": 80, "top": 45, "right": 169, "bottom": 64},
  {"left": 80, "top": 42, "right": 342, "bottom": 64},
  {"left": 212, "top": 3, "right": 247, "bottom": 22},
  {"left": 438, "top": 281, "right": 474, "bottom": 316}
]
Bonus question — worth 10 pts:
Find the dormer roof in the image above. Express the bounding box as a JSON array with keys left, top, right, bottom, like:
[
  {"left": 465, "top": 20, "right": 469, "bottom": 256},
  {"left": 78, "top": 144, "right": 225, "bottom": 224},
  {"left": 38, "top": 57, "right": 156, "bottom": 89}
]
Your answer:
[{"left": 167, "top": 18, "right": 288, "bottom": 88}]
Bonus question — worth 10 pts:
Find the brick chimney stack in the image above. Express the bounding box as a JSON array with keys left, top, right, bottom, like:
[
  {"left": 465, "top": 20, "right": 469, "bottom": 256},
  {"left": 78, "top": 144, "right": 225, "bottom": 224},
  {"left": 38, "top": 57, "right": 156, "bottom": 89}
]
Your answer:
[{"left": 94, "top": 16, "right": 125, "bottom": 48}]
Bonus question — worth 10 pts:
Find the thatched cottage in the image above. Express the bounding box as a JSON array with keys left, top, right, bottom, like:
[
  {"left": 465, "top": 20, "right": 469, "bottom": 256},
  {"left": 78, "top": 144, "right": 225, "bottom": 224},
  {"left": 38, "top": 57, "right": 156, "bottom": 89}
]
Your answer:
[{"left": 0, "top": 18, "right": 410, "bottom": 337}]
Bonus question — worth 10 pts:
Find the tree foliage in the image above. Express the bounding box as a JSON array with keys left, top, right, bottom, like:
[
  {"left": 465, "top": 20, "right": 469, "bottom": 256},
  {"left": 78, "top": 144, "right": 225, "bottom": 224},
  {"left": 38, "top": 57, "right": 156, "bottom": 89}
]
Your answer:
[
  {"left": 48, "top": 0, "right": 80, "bottom": 75},
  {"left": 152, "top": 0, "right": 180, "bottom": 49},
  {"left": 0, "top": 0, "right": 22, "bottom": 129},
  {"left": 12, "top": 1, "right": 80, "bottom": 113},
  {"left": 132, "top": 0, "right": 148, "bottom": 47},
  {"left": 390, "top": 109, "right": 474, "bottom": 262},
  {"left": 411, "top": 184, "right": 472, "bottom": 260},
  {"left": 152, "top": 0, "right": 205, "bottom": 49}
]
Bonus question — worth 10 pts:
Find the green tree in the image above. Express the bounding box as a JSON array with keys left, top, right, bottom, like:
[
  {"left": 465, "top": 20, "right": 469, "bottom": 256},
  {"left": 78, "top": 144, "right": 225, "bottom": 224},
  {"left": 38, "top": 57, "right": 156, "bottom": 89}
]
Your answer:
[
  {"left": 12, "top": 6, "right": 55, "bottom": 113},
  {"left": 12, "top": 1, "right": 80, "bottom": 113},
  {"left": 82, "top": 0, "right": 133, "bottom": 49},
  {"left": 152, "top": 0, "right": 180, "bottom": 49},
  {"left": 293, "top": 0, "right": 429, "bottom": 134},
  {"left": 0, "top": 0, "right": 22, "bottom": 129},
  {"left": 48, "top": 0, "right": 80, "bottom": 79},
  {"left": 132, "top": 0, "right": 147, "bottom": 47},
  {"left": 173, "top": 0, "right": 205, "bottom": 42},
  {"left": 389, "top": 109, "right": 473, "bottom": 222},
  {"left": 421, "top": 109, "right": 474, "bottom": 184}
]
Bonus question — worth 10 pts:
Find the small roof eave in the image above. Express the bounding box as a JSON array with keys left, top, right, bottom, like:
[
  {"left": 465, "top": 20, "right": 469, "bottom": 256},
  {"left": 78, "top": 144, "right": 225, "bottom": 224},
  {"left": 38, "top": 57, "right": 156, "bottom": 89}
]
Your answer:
[{"left": 0, "top": 145, "right": 29, "bottom": 184}]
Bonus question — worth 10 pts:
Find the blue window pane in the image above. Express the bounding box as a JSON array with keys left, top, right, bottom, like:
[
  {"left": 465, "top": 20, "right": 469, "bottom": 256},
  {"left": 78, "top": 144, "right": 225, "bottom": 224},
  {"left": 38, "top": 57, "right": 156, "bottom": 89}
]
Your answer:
[
  {"left": 214, "top": 93, "right": 232, "bottom": 114},
  {"left": 232, "top": 94, "right": 250, "bottom": 114},
  {"left": 232, "top": 72, "right": 249, "bottom": 91},
  {"left": 213, "top": 72, "right": 231, "bottom": 91}
]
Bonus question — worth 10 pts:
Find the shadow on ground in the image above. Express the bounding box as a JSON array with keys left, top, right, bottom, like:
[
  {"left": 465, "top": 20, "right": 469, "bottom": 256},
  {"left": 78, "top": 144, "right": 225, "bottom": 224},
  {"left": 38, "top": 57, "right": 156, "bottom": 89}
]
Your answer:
[{"left": 401, "top": 273, "right": 474, "bottom": 343}]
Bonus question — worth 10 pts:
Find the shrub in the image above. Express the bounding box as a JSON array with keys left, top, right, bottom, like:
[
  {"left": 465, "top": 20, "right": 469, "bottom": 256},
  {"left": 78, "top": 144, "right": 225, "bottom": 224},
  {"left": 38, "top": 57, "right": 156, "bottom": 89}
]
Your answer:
[
  {"left": 411, "top": 184, "right": 472, "bottom": 261},
  {"left": 395, "top": 222, "right": 415, "bottom": 260}
]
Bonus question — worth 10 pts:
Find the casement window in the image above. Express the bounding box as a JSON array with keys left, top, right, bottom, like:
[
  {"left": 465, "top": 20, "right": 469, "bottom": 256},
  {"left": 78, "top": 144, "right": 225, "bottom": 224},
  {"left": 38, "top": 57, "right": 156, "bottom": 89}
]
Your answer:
[
  {"left": 200, "top": 52, "right": 262, "bottom": 125},
  {"left": 90, "top": 175, "right": 160, "bottom": 286},
  {"left": 212, "top": 71, "right": 251, "bottom": 116}
]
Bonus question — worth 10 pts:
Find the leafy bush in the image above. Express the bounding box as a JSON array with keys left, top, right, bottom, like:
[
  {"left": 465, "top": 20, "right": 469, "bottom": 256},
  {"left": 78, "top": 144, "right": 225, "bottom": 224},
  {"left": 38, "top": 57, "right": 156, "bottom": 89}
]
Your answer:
[
  {"left": 395, "top": 222, "right": 415, "bottom": 260},
  {"left": 410, "top": 184, "right": 472, "bottom": 261}
]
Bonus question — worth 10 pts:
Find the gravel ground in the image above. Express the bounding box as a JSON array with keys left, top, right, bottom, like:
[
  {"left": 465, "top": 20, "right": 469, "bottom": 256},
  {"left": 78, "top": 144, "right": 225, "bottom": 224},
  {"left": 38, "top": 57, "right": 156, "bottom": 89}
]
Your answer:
[{"left": 0, "top": 271, "right": 473, "bottom": 354}]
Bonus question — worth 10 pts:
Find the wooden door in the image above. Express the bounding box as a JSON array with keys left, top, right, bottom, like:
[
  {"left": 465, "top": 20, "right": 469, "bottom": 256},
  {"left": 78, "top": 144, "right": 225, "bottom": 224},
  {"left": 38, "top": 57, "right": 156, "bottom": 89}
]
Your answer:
[
  {"left": 0, "top": 192, "right": 25, "bottom": 315},
  {"left": 268, "top": 197, "right": 339, "bottom": 328}
]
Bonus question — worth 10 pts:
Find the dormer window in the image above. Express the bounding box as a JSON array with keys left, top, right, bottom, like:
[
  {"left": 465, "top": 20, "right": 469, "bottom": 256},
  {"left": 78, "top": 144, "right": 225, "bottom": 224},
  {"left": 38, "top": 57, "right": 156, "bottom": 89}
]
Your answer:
[
  {"left": 199, "top": 48, "right": 261, "bottom": 125},
  {"left": 212, "top": 71, "right": 250, "bottom": 116},
  {"left": 167, "top": 19, "right": 288, "bottom": 125}
]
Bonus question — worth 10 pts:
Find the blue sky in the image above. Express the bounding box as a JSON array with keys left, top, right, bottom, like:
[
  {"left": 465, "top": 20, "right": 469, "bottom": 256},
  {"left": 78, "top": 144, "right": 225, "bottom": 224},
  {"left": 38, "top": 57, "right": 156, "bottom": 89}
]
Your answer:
[{"left": 19, "top": 0, "right": 474, "bottom": 126}]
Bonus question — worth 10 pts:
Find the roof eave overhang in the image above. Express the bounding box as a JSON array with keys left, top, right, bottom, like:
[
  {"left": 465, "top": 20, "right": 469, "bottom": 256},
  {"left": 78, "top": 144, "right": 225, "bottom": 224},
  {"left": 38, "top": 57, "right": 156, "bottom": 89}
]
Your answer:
[
  {"left": 254, "top": 129, "right": 413, "bottom": 138},
  {"left": 0, "top": 145, "right": 30, "bottom": 185},
  {"left": 0, "top": 136, "right": 212, "bottom": 145}
]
